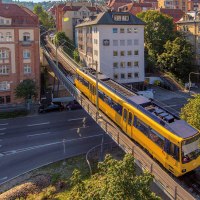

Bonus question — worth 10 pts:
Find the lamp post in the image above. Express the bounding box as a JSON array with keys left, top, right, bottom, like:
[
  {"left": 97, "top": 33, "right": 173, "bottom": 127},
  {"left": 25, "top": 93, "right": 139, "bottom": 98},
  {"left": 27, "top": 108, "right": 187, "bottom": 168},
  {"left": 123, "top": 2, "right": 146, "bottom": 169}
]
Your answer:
[{"left": 189, "top": 72, "right": 200, "bottom": 95}]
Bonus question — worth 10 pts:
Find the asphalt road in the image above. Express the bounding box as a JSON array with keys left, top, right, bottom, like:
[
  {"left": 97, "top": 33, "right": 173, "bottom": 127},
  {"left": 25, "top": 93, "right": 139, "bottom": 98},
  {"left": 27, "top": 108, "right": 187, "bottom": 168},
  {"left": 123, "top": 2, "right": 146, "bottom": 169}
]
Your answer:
[{"left": 0, "top": 110, "right": 111, "bottom": 185}]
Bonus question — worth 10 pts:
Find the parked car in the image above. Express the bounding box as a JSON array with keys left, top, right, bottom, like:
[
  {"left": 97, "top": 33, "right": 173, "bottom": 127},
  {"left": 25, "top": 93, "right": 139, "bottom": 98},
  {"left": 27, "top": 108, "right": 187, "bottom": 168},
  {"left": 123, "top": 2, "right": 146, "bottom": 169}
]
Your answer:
[
  {"left": 38, "top": 103, "right": 64, "bottom": 113},
  {"left": 66, "top": 100, "right": 82, "bottom": 110}
]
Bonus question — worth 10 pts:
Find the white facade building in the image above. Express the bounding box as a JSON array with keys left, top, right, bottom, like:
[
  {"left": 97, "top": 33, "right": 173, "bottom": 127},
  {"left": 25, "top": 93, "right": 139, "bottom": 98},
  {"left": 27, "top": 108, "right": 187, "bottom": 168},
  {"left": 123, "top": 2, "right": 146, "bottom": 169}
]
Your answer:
[{"left": 76, "top": 11, "right": 145, "bottom": 85}]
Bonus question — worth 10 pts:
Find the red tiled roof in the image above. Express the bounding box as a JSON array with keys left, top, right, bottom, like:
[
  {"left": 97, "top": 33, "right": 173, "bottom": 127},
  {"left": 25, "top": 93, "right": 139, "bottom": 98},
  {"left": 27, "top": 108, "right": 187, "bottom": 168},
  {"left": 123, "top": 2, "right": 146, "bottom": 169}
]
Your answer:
[
  {"left": 0, "top": 3, "right": 38, "bottom": 26},
  {"left": 108, "top": 0, "right": 132, "bottom": 10},
  {"left": 158, "top": 8, "right": 184, "bottom": 22},
  {"left": 119, "top": 2, "right": 153, "bottom": 11},
  {"left": 63, "top": 5, "right": 101, "bottom": 12}
]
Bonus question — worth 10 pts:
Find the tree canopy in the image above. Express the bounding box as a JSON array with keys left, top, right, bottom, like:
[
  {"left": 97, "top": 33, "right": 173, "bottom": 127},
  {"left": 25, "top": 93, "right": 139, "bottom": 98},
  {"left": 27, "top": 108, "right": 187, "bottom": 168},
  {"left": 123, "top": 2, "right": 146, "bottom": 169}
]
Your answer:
[
  {"left": 157, "top": 37, "right": 194, "bottom": 81},
  {"left": 68, "top": 154, "right": 160, "bottom": 200},
  {"left": 33, "top": 4, "right": 54, "bottom": 29},
  {"left": 180, "top": 94, "right": 200, "bottom": 130},
  {"left": 54, "top": 32, "right": 75, "bottom": 57},
  {"left": 137, "top": 10, "right": 176, "bottom": 63},
  {"left": 15, "top": 79, "right": 37, "bottom": 101}
]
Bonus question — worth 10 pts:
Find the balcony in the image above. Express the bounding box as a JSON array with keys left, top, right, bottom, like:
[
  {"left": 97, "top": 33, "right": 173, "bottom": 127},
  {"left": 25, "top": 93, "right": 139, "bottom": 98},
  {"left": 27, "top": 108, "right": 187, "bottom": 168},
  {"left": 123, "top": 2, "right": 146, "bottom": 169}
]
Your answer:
[{"left": 19, "top": 40, "right": 33, "bottom": 46}]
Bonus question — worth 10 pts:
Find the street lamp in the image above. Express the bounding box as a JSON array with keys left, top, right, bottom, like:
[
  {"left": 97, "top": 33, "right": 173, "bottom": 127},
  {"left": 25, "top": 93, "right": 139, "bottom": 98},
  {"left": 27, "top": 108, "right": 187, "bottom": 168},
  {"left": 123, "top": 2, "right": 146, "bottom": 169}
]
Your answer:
[{"left": 189, "top": 72, "right": 200, "bottom": 95}]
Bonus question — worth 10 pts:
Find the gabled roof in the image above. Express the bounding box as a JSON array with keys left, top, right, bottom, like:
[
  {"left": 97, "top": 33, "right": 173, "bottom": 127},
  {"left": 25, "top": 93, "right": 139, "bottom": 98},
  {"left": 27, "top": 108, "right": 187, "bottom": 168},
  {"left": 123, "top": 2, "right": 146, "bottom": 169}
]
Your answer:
[
  {"left": 62, "top": 5, "right": 101, "bottom": 12},
  {"left": 158, "top": 8, "right": 184, "bottom": 22},
  {"left": 0, "top": 3, "right": 38, "bottom": 27},
  {"left": 76, "top": 11, "right": 145, "bottom": 27}
]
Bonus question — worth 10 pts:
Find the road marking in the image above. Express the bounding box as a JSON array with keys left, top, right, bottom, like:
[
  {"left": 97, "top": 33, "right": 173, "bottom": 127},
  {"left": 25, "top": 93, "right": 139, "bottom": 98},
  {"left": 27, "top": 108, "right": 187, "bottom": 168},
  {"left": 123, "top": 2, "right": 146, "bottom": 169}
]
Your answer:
[
  {"left": 0, "top": 128, "right": 6, "bottom": 131},
  {"left": 0, "top": 133, "right": 5, "bottom": 136},
  {"left": 70, "top": 126, "right": 89, "bottom": 131},
  {"left": 2, "top": 134, "right": 103, "bottom": 156},
  {"left": 0, "top": 177, "right": 7, "bottom": 181},
  {"left": 0, "top": 123, "right": 8, "bottom": 126},
  {"left": 163, "top": 104, "right": 178, "bottom": 108},
  {"left": 68, "top": 118, "right": 84, "bottom": 122},
  {"left": 0, "top": 153, "right": 4, "bottom": 157},
  {"left": 27, "top": 122, "right": 50, "bottom": 127},
  {"left": 27, "top": 132, "right": 51, "bottom": 137}
]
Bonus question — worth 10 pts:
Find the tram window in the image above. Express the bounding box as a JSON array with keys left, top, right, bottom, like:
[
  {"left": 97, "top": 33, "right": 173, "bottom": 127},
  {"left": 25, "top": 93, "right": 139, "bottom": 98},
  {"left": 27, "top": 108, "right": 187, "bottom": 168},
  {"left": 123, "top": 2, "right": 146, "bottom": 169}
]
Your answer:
[
  {"left": 128, "top": 112, "right": 132, "bottom": 125},
  {"left": 149, "top": 129, "right": 164, "bottom": 149},
  {"left": 98, "top": 90, "right": 104, "bottom": 100},
  {"left": 112, "top": 102, "right": 122, "bottom": 115},
  {"left": 123, "top": 109, "right": 127, "bottom": 122},
  {"left": 135, "top": 118, "right": 149, "bottom": 136},
  {"left": 169, "top": 143, "right": 179, "bottom": 161}
]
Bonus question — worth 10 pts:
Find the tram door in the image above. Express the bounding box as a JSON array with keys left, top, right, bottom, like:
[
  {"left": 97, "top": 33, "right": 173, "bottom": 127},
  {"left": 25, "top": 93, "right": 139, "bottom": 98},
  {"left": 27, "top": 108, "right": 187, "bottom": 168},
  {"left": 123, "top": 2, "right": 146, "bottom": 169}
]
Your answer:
[
  {"left": 127, "top": 111, "right": 133, "bottom": 137},
  {"left": 89, "top": 83, "right": 96, "bottom": 104}
]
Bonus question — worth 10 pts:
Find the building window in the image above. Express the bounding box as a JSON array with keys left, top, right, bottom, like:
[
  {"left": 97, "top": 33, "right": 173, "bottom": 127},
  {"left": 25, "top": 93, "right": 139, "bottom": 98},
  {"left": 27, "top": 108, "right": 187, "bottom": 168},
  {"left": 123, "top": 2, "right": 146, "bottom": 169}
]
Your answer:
[
  {"left": 6, "top": 32, "right": 12, "bottom": 41},
  {"left": 198, "top": 26, "right": 200, "bottom": 33},
  {"left": 0, "top": 96, "right": 4, "bottom": 104},
  {"left": 6, "top": 95, "right": 10, "bottom": 103},
  {"left": 121, "top": 73, "right": 125, "bottom": 79},
  {"left": 127, "top": 39, "right": 132, "bottom": 46},
  {"left": 114, "top": 74, "right": 118, "bottom": 79},
  {"left": 113, "top": 62, "right": 118, "bottom": 68},
  {"left": 127, "top": 62, "right": 132, "bottom": 67},
  {"left": 134, "top": 61, "right": 139, "bottom": 67},
  {"left": 128, "top": 73, "right": 132, "bottom": 78},
  {"left": 0, "top": 49, "right": 9, "bottom": 59},
  {"left": 134, "top": 50, "right": 139, "bottom": 55},
  {"left": 24, "top": 64, "right": 31, "bottom": 74},
  {"left": 120, "top": 40, "right": 125, "bottom": 46},
  {"left": 0, "top": 65, "right": 9, "bottom": 75},
  {"left": 113, "top": 28, "right": 118, "bottom": 33},
  {"left": 134, "top": 72, "right": 139, "bottom": 78},
  {"left": 23, "top": 32, "right": 30, "bottom": 41},
  {"left": 127, "top": 28, "right": 132, "bottom": 33},
  {"left": 113, "top": 51, "right": 118, "bottom": 56},
  {"left": 0, "top": 18, "right": 4, "bottom": 24},
  {"left": 74, "top": 11, "right": 77, "bottom": 16},
  {"left": 113, "top": 40, "right": 118, "bottom": 46},
  {"left": 120, "top": 28, "right": 125, "bottom": 33},
  {"left": 120, "top": 51, "right": 125, "bottom": 56},
  {"left": 134, "top": 39, "right": 139, "bottom": 45},
  {"left": 23, "top": 49, "right": 31, "bottom": 59},
  {"left": 0, "top": 32, "right": 3, "bottom": 41},
  {"left": 120, "top": 62, "right": 125, "bottom": 68},
  {"left": 0, "top": 81, "right": 10, "bottom": 91},
  {"left": 127, "top": 51, "right": 132, "bottom": 56},
  {"left": 94, "top": 50, "right": 98, "bottom": 56},
  {"left": 133, "top": 28, "right": 138, "bottom": 33},
  {"left": 94, "top": 39, "right": 98, "bottom": 44}
]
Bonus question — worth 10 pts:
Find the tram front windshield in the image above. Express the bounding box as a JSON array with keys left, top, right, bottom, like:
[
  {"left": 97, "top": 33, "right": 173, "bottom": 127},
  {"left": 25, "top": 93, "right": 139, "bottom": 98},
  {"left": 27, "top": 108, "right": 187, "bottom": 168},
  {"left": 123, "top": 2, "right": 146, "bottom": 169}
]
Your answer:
[{"left": 182, "top": 134, "right": 200, "bottom": 163}]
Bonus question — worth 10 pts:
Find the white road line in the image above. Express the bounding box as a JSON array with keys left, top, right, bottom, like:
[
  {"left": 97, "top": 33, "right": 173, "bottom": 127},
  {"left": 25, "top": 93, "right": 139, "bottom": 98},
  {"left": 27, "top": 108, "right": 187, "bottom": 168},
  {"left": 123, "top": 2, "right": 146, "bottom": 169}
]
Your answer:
[
  {"left": 27, "top": 132, "right": 51, "bottom": 137},
  {"left": 2, "top": 134, "right": 103, "bottom": 156},
  {"left": 0, "top": 123, "right": 8, "bottom": 126},
  {"left": 0, "top": 177, "right": 8, "bottom": 181},
  {"left": 0, "top": 128, "right": 6, "bottom": 131},
  {"left": 163, "top": 105, "right": 178, "bottom": 108},
  {"left": 0, "top": 153, "right": 4, "bottom": 157},
  {"left": 0, "top": 133, "right": 5, "bottom": 136},
  {"left": 70, "top": 126, "right": 89, "bottom": 131},
  {"left": 27, "top": 122, "right": 50, "bottom": 127},
  {"left": 68, "top": 118, "right": 84, "bottom": 122}
]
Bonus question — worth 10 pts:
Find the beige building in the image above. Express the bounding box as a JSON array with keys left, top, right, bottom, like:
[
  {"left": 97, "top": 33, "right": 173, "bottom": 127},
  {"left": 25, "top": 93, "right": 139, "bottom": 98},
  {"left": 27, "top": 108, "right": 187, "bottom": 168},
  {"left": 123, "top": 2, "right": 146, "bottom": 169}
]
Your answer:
[
  {"left": 176, "top": 11, "right": 200, "bottom": 65},
  {"left": 0, "top": 1, "right": 40, "bottom": 104},
  {"left": 55, "top": 2, "right": 101, "bottom": 41},
  {"left": 158, "top": 0, "right": 188, "bottom": 12}
]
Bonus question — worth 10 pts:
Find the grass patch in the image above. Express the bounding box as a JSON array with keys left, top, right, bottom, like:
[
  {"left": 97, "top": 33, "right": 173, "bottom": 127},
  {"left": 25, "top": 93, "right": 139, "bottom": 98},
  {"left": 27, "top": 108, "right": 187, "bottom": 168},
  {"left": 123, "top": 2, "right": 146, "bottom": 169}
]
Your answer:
[{"left": 0, "top": 110, "right": 28, "bottom": 119}]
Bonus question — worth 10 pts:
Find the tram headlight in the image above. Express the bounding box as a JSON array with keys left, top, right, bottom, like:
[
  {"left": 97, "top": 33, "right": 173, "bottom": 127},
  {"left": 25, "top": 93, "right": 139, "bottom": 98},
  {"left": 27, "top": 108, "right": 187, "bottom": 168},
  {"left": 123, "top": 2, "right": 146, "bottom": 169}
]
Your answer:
[{"left": 182, "top": 169, "right": 186, "bottom": 173}]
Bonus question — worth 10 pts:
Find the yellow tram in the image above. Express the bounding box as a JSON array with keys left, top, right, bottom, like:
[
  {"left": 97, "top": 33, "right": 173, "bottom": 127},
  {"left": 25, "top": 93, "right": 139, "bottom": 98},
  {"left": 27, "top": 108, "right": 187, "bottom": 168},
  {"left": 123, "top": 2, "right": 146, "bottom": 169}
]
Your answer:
[{"left": 75, "top": 68, "right": 200, "bottom": 177}]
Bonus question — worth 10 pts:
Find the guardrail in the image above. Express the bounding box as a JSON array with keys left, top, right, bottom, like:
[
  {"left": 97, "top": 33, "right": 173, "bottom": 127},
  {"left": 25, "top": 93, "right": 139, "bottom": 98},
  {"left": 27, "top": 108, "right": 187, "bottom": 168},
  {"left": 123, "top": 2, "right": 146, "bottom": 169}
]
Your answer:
[{"left": 42, "top": 42, "right": 195, "bottom": 200}]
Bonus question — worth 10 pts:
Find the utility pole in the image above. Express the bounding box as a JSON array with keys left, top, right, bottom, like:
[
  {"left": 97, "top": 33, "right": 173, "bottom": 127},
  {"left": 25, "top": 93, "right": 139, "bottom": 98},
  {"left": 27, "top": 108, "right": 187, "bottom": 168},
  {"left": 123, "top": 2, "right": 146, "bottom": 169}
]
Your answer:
[{"left": 95, "top": 61, "right": 99, "bottom": 114}]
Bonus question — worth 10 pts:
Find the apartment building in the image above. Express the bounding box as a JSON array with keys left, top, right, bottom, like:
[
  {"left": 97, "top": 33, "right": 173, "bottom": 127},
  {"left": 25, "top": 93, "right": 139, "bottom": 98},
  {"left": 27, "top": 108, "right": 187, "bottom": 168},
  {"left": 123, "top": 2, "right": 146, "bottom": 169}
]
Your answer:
[
  {"left": 0, "top": 1, "right": 40, "bottom": 104},
  {"left": 158, "top": 0, "right": 188, "bottom": 12},
  {"left": 55, "top": 2, "right": 101, "bottom": 41},
  {"left": 76, "top": 11, "right": 145, "bottom": 86},
  {"left": 176, "top": 11, "right": 200, "bottom": 65}
]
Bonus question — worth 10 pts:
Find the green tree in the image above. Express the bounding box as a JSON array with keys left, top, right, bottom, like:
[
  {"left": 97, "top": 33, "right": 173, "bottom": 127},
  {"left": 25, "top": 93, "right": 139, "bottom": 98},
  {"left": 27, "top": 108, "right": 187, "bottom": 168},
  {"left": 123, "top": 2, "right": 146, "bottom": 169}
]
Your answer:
[
  {"left": 73, "top": 49, "right": 80, "bottom": 63},
  {"left": 54, "top": 32, "right": 75, "bottom": 57},
  {"left": 33, "top": 4, "right": 54, "bottom": 29},
  {"left": 15, "top": 79, "right": 37, "bottom": 101},
  {"left": 157, "top": 37, "right": 194, "bottom": 81},
  {"left": 180, "top": 94, "right": 200, "bottom": 130},
  {"left": 69, "top": 154, "right": 160, "bottom": 200},
  {"left": 137, "top": 11, "right": 176, "bottom": 64}
]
